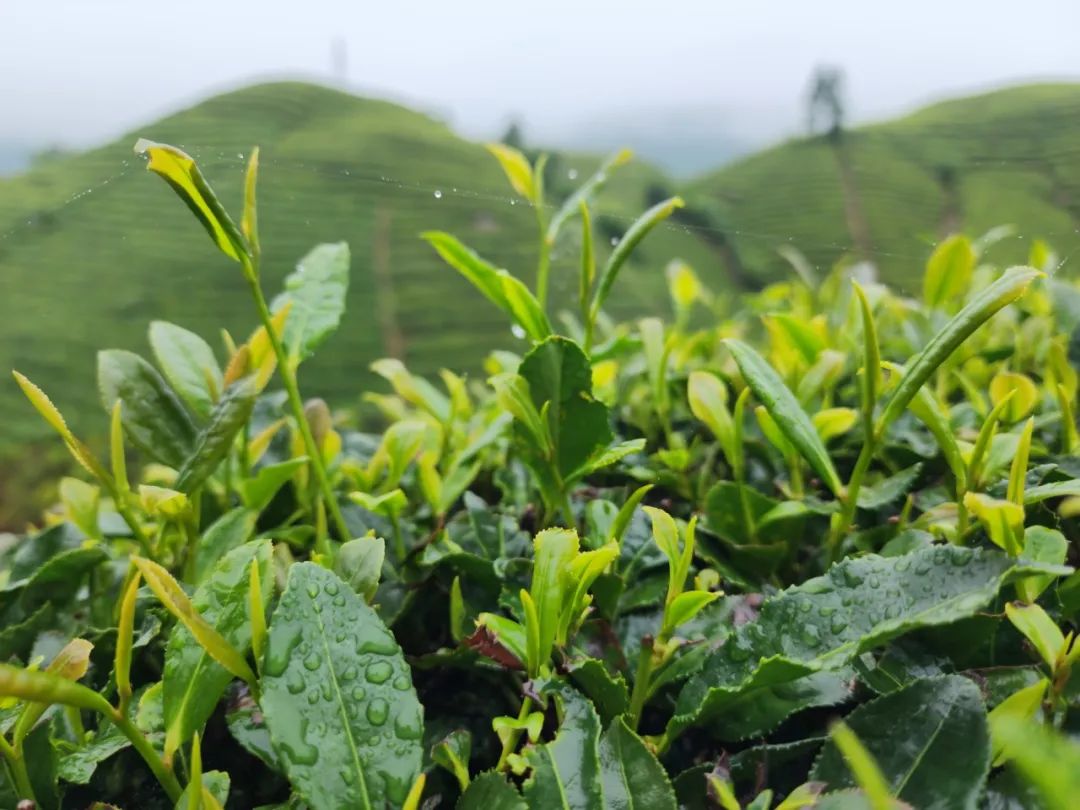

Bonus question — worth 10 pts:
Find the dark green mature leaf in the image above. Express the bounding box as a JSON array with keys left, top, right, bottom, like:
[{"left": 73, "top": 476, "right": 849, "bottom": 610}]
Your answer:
[
  {"left": 522, "top": 680, "right": 674, "bottom": 810},
  {"left": 811, "top": 675, "right": 989, "bottom": 810},
  {"left": 598, "top": 717, "right": 677, "bottom": 810},
  {"left": 239, "top": 458, "right": 307, "bottom": 512},
  {"left": 175, "top": 376, "right": 257, "bottom": 492},
  {"left": 58, "top": 721, "right": 130, "bottom": 784},
  {"left": 855, "top": 464, "right": 922, "bottom": 510},
  {"left": 97, "top": 349, "right": 198, "bottom": 468},
  {"left": 667, "top": 546, "right": 1068, "bottom": 740},
  {"left": 226, "top": 686, "right": 280, "bottom": 771},
  {"left": 260, "top": 563, "right": 423, "bottom": 809},
  {"left": 8, "top": 546, "right": 108, "bottom": 609},
  {"left": 566, "top": 658, "right": 630, "bottom": 724},
  {"left": 519, "top": 337, "right": 612, "bottom": 479},
  {"left": 163, "top": 540, "right": 271, "bottom": 758},
  {"left": 335, "top": 537, "right": 386, "bottom": 601},
  {"left": 148, "top": 320, "right": 223, "bottom": 420},
  {"left": 724, "top": 339, "right": 843, "bottom": 496},
  {"left": 192, "top": 508, "right": 258, "bottom": 583},
  {"left": 25, "top": 719, "right": 60, "bottom": 810},
  {"left": 271, "top": 242, "right": 350, "bottom": 362},
  {"left": 712, "top": 669, "right": 855, "bottom": 742},
  {"left": 459, "top": 771, "right": 527, "bottom": 809}
]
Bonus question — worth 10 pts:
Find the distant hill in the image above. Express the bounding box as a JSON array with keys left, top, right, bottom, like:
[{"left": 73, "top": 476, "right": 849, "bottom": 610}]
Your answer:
[
  {"left": 686, "top": 83, "right": 1080, "bottom": 289},
  {"left": 0, "top": 81, "right": 725, "bottom": 454}
]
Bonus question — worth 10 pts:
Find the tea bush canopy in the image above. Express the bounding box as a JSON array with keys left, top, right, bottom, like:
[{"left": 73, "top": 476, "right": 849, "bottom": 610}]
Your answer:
[{"left": 2, "top": 132, "right": 1080, "bottom": 808}]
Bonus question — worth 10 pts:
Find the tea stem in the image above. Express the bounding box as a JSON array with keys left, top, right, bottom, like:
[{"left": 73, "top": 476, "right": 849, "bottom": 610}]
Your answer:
[
  {"left": 626, "top": 635, "right": 656, "bottom": 731},
  {"left": 113, "top": 710, "right": 183, "bottom": 802},
  {"left": 829, "top": 436, "right": 876, "bottom": 558},
  {"left": 242, "top": 260, "right": 351, "bottom": 542},
  {"left": 0, "top": 736, "right": 34, "bottom": 803},
  {"left": 496, "top": 695, "right": 534, "bottom": 771}
]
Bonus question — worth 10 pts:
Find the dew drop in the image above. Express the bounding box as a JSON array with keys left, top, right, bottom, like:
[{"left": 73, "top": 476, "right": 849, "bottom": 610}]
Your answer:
[
  {"left": 341, "top": 665, "right": 358, "bottom": 681},
  {"left": 510, "top": 324, "right": 526, "bottom": 340},
  {"left": 392, "top": 674, "right": 411, "bottom": 691},
  {"left": 610, "top": 236, "right": 619, "bottom": 246},
  {"left": 340, "top": 768, "right": 356, "bottom": 785},
  {"left": 303, "top": 652, "right": 321, "bottom": 671},
  {"left": 433, "top": 189, "right": 443, "bottom": 199},
  {"left": 263, "top": 625, "right": 303, "bottom": 677},
  {"left": 286, "top": 669, "right": 306, "bottom": 694},
  {"left": 831, "top": 616, "right": 849, "bottom": 634},
  {"left": 358, "top": 634, "right": 397, "bottom": 656},
  {"left": 306, "top": 583, "right": 320, "bottom": 598},
  {"left": 333, "top": 594, "right": 346, "bottom": 607},
  {"left": 366, "top": 661, "right": 393, "bottom": 684},
  {"left": 324, "top": 580, "right": 339, "bottom": 596},
  {"left": 351, "top": 686, "right": 367, "bottom": 701},
  {"left": 568, "top": 168, "right": 579, "bottom": 180},
  {"left": 307, "top": 690, "right": 320, "bottom": 705},
  {"left": 394, "top": 707, "right": 423, "bottom": 740},
  {"left": 366, "top": 698, "right": 389, "bottom": 726}
]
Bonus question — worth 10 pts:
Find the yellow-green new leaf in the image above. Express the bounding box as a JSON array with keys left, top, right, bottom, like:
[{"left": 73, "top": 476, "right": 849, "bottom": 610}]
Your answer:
[
  {"left": 688, "top": 371, "right": 738, "bottom": 468},
  {"left": 990, "top": 371, "right": 1038, "bottom": 423},
  {"left": 134, "top": 139, "right": 247, "bottom": 262},
  {"left": 590, "top": 197, "right": 684, "bottom": 321},
  {"left": 853, "top": 281, "right": 881, "bottom": 423},
  {"left": 924, "top": 234, "right": 975, "bottom": 309},
  {"left": 132, "top": 557, "right": 256, "bottom": 686},
  {"left": 13, "top": 637, "right": 94, "bottom": 745},
  {"left": 828, "top": 722, "right": 894, "bottom": 810},
  {"left": 964, "top": 493, "right": 1024, "bottom": 556},
  {"left": 116, "top": 572, "right": 142, "bottom": 709},
  {"left": 0, "top": 662, "right": 113, "bottom": 715},
  {"left": 1006, "top": 602, "right": 1065, "bottom": 669},
  {"left": 242, "top": 146, "right": 260, "bottom": 259},
  {"left": 486, "top": 143, "right": 535, "bottom": 200},
  {"left": 988, "top": 679, "right": 1049, "bottom": 766}
]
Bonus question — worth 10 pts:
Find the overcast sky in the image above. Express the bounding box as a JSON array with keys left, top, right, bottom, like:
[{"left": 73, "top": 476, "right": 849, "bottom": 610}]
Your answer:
[{"left": 4, "top": 0, "right": 1080, "bottom": 150}]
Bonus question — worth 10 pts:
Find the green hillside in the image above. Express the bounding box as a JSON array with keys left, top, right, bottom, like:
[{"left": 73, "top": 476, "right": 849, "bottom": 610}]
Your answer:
[
  {"left": 0, "top": 81, "right": 722, "bottom": 454},
  {"left": 688, "top": 83, "right": 1080, "bottom": 288}
]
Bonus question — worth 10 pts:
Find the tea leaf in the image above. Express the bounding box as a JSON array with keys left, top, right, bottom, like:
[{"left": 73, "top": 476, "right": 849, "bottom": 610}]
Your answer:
[
  {"left": 175, "top": 376, "right": 257, "bottom": 492},
  {"left": 423, "top": 232, "right": 551, "bottom": 342},
  {"left": 271, "top": 242, "right": 350, "bottom": 363},
  {"left": 924, "top": 235, "right": 975, "bottom": 309},
  {"left": 133, "top": 556, "right": 256, "bottom": 686},
  {"left": 459, "top": 771, "right": 527, "bottom": 809},
  {"left": 590, "top": 196, "right": 684, "bottom": 321},
  {"left": 989, "top": 716, "right": 1080, "bottom": 810},
  {"left": 486, "top": 143, "right": 535, "bottom": 200},
  {"left": 813, "top": 676, "right": 988, "bottom": 810},
  {"left": 522, "top": 680, "right": 676, "bottom": 809},
  {"left": 161, "top": 541, "right": 271, "bottom": 759},
  {"left": 260, "top": 563, "right": 424, "bottom": 809},
  {"left": 518, "top": 337, "right": 613, "bottom": 480},
  {"left": 0, "top": 662, "right": 113, "bottom": 715},
  {"left": 98, "top": 349, "right": 199, "bottom": 469},
  {"left": 725, "top": 339, "right": 843, "bottom": 496},
  {"left": 13, "top": 638, "right": 94, "bottom": 746},
  {"left": 134, "top": 139, "right": 247, "bottom": 262},
  {"left": 547, "top": 149, "right": 633, "bottom": 245},
  {"left": 148, "top": 321, "right": 223, "bottom": 420},
  {"left": 668, "top": 546, "right": 1067, "bottom": 741},
  {"left": 877, "top": 267, "right": 1041, "bottom": 435}
]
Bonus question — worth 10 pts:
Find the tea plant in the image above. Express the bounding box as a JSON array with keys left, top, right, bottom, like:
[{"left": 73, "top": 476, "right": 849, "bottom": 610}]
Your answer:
[{"left": 2, "top": 139, "right": 1080, "bottom": 810}]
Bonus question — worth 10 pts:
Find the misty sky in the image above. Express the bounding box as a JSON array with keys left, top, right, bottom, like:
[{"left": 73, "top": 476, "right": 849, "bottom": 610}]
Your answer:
[{"left": 4, "top": 0, "right": 1080, "bottom": 150}]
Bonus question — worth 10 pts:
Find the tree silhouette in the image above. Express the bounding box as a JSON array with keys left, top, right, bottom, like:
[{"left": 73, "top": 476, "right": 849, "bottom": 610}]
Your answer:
[{"left": 807, "top": 66, "right": 846, "bottom": 139}]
